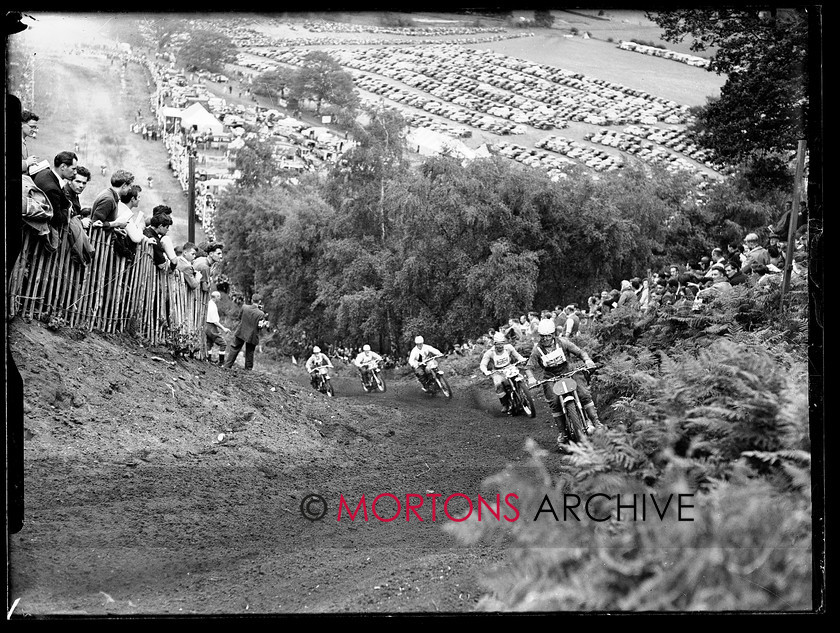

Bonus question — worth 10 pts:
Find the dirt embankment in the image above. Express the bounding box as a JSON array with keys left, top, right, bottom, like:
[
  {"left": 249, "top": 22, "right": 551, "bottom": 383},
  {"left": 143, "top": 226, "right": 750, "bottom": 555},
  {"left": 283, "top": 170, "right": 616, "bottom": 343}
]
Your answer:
[{"left": 8, "top": 319, "right": 562, "bottom": 616}]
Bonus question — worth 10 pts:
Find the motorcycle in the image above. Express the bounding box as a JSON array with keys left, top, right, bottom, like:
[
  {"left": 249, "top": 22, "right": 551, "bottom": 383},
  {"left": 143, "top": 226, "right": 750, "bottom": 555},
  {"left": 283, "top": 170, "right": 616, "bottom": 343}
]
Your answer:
[
  {"left": 418, "top": 355, "right": 453, "bottom": 399},
  {"left": 359, "top": 360, "right": 386, "bottom": 393},
  {"left": 311, "top": 365, "right": 334, "bottom": 398},
  {"left": 490, "top": 361, "right": 536, "bottom": 418},
  {"left": 530, "top": 365, "right": 598, "bottom": 444}
]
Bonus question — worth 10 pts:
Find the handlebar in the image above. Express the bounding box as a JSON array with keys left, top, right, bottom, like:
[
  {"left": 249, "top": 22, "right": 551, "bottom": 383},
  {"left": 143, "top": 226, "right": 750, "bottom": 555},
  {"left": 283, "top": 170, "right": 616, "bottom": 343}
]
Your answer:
[
  {"left": 528, "top": 365, "right": 598, "bottom": 389},
  {"left": 487, "top": 360, "right": 526, "bottom": 375},
  {"left": 418, "top": 354, "right": 444, "bottom": 366}
]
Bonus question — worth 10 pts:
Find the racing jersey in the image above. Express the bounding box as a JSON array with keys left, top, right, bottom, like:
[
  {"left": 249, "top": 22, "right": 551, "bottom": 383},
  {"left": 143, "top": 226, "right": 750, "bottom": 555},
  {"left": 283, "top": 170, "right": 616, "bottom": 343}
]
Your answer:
[
  {"left": 408, "top": 344, "right": 442, "bottom": 369},
  {"left": 525, "top": 337, "right": 591, "bottom": 379},
  {"left": 305, "top": 353, "right": 333, "bottom": 373},
  {"left": 480, "top": 344, "right": 526, "bottom": 374},
  {"left": 353, "top": 350, "right": 383, "bottom": 369}
]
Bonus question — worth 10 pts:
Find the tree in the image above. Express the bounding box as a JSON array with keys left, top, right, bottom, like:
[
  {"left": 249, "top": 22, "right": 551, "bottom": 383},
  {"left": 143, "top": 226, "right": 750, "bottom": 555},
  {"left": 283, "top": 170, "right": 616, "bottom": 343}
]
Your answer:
[
  {"left": 177, "top": 30, "right": 237, "bottom": 73},
  {"left": 252, "top": 68, "right": 293, "bottom": 103},
  {"left": 647, "top": 9, "right": 809, "bottom": 174},
  {"left": 233, "top": 135, "right": 280, "bottom": 190},
  {"left": 141, "top": 17, "right": 184, "bottom": 53},
  {"left": 288, "top": 51, "right": 359, "bottom": 115}
]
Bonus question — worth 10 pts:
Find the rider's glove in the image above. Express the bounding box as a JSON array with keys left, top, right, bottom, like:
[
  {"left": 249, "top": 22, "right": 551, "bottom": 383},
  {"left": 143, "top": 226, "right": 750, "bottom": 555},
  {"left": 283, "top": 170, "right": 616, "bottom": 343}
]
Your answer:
[
  {"left": 483, "top": 370, "right": 490, "bottom": 376},
  {"left": 585, "top": 359, "right": 596, "bottom": 370},
  {"left": 527, "top": 378, "right": 537, "bottom": 388}
]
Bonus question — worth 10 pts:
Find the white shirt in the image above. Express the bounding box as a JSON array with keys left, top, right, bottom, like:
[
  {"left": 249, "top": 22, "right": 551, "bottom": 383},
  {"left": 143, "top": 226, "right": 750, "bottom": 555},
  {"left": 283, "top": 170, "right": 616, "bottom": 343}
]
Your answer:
[
  {"left": 206, "top": 298, "right": 221, "bottom": 325},
  {"left": 408, "top": 344, "right": 442, "bottom": 369}
]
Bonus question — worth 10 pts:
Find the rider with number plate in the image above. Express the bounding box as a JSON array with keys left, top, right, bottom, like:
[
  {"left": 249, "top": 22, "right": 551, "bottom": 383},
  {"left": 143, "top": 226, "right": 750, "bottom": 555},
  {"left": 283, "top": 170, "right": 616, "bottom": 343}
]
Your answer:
[
  {"left": 305, "top": 346, "right": 334, "bottom": 390},
  {"left": 525, "top": 319, "right": 601, "bottom": 445},
  {"left": 480, "top": 331, "right": 527, "bottom": 414},
  {"left": 408, "top": 336, "right": 443, "bottom": 392},
  {"left": 353, "top": 344, "right": 383, "bottom": 382}
]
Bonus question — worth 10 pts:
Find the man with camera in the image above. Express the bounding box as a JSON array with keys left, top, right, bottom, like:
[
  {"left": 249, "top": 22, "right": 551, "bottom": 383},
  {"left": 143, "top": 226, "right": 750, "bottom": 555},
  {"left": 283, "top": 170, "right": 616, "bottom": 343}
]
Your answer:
[{"left": 223, "top": 293, "right": 268, "bottom": 371}]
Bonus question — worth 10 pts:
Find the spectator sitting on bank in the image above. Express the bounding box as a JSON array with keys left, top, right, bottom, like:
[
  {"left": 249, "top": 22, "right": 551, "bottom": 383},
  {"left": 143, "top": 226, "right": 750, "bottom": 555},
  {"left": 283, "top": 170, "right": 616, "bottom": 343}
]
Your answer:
[
  {"left": 617, "top": 279, "right": 638, "bottom": 308},
  {"left": 696, "top": 264, "right": 733, "bottom": 302},
  {"left": 724, "top": 261, "right": 749, "bottom": 286},
  {"left": 740, "top": 232, "right": 770, "bottom": 275}
]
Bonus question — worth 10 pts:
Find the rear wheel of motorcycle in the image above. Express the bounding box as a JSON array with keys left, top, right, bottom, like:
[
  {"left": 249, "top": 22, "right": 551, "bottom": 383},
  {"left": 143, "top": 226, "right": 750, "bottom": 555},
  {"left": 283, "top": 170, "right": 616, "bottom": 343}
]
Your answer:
[
  {"left": 436, "top": 373, "right": 453, "bottom": 399},
  {"left": 325, "top": 380, "right": 335, "bottom": 398},
  {"left": 518, "top": 383, "right": 537, "bottom": 418},
  {"left": 564, "top": 404, "right": 586, "bottom": 443},
  {"left": 374, "top": 372, "right": 386, "bottom": 392}
]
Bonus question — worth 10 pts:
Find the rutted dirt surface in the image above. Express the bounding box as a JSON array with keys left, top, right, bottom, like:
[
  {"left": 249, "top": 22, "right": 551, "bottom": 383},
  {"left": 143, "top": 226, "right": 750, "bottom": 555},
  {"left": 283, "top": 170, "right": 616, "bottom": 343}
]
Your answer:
[{"left": 8, "top": 321, "right": 566, "bottom": 615}]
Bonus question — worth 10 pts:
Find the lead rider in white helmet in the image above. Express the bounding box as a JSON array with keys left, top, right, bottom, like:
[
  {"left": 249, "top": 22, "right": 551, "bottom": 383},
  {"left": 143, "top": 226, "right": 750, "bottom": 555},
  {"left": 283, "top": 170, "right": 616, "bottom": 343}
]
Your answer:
[
  {"left": 525, "top": 319, "right": 601, "bottom": 446},
  {"left": 353, "top": 344, "right": 383, "bottom": 382},
  {"left": 480, "top": 331, "right": 527, "bottom": 414},
  {"left": 408, "top": 335, "right": 443, "bottom": 391},
  {"left": 305, "top": 345, "right": 334, "bottom": 389}
]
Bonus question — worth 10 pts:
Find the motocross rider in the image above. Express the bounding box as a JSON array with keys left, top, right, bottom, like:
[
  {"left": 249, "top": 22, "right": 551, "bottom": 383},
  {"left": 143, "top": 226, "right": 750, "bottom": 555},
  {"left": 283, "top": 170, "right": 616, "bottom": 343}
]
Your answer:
[
  {"left": 480, "top": 331, "right": 527, "bottom": 414},
  {"left": 305, "top": 346, "right": 334, "bottom": 390},
  {"left": 353, "top": 344, "right": 383, "bottom": 382},
  {"left": 525, "top": 319, "right": 601, "bottom": 445},
  {"left": 408, "top": 336, "right": 443, "bottom": 392}
]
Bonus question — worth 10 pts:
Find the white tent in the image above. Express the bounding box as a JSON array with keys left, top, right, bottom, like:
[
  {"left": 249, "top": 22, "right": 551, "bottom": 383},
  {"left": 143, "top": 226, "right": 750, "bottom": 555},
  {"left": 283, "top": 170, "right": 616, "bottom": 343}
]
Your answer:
[
  {"left": 408, "top": 127, "right": 476, "bottom": 160},
  {"left": 180, "top": 102, "right": 224, "bottom": 136}
]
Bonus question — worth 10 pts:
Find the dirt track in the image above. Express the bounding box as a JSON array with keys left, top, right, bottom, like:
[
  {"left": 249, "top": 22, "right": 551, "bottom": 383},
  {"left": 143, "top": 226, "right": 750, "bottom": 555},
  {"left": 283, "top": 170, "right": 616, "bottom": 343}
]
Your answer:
[{"left": 8, "top": 320, "right": 564, "bottom": 615}]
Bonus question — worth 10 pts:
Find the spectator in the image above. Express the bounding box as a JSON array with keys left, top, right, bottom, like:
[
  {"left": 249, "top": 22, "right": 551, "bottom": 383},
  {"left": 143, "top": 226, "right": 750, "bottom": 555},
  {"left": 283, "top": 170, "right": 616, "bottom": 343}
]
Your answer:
[
  {"left": 63, "top": 165, "right": 92, "bottom": 227},
  {"left": 638, "top": 278, "right": 651, "bottom": 312},
  {"left": 711, "top": 248, "right": 726, "bottom": 267},
  {"left": 204, "top": 290, "right": 230, "bottom": 365},
  {"left": 724, "top": 261, "right": 749, "bottom": 286},
  {"left": 224, "top": 293, "right": 268, "bottom": 371},
  {"left": 740, "top": 232, "right": 771, "bottom": 275},
  {"left": 617, "top": 279, "right": 638, "bottom": 308},
  {"left": 193, "top": 243, "right": 224, "bottom": 292},
  {"left": 91, "top": 169, "right": 134, "bottom": 230},
  {"left": 767, "top": 240, "right": 786, "bottom": 269},
  {"left": 147, "top": 205, "right": 178, "bottom": 269},
  {"left": 562, "top": 305, "right": 580, "bottom": 337},
  {"left": 176, "top": 241, "right": 203, "bottom": 290},
  {"left": 114, "top": 184, "right": 146, "bottom": 245},
  {"left": 21, "top": 109, "right": 40, "bottom": 174},
  {"left": 142, "top": 213, "right": 173, "bottom": 270},
  {"left": 751, "top": 263, "right": 781, "bottom": 288},
  {"left": 696, "top": 264, "right": 732, "bottom": 302},
  {"left": 32, "top": 151, "right": 78, "bottom": 230}
]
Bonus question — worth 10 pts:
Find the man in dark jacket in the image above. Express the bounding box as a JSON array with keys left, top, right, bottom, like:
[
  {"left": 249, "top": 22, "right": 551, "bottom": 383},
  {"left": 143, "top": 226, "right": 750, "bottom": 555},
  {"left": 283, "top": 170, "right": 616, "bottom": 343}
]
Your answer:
[
  {"left": 32, "top": 150, "right": 78, "bottom": 230},
  {"left": 223, "top": 294, "right": 268, "bottom": 370},
  {"left": 724, "top": 261, "right": 749, "bottom": 286},
  {"left": 91, "top": 169, "right": 134, "bottom": 230}
]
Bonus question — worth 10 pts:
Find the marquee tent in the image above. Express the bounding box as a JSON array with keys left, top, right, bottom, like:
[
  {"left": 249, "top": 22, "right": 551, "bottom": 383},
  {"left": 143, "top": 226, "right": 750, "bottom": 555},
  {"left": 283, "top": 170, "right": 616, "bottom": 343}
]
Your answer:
[{"left": 180, "top": 102, "right": 224, "bottom": 136}]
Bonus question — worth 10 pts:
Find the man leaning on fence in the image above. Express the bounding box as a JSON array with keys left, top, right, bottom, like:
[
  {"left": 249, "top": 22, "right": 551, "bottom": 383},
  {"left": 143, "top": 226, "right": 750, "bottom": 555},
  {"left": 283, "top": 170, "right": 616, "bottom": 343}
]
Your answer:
[{"left": 91, "top": 169, "right": 134, "bottom": 231}]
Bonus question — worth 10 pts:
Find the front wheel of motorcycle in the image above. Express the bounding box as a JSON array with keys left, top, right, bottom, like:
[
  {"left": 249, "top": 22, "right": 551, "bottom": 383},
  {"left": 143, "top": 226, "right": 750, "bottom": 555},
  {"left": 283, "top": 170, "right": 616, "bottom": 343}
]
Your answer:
[
  {"left": 374, "top": 372, "right": 386, "bottom": 392},
  {"left": 564, "top": 403, "right": 586, "bottom": 443},
  {"left": 518, "top": 383, "right": 536, "bottom": 418},
  {"left": 436, "top": 373, "right": 453, "bottom": 399}
]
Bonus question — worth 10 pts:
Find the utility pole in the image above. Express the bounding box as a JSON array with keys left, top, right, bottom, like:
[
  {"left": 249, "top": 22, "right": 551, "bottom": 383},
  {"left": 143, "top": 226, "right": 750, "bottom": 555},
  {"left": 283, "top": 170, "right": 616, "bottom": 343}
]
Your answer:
[{"left": 187, "top": 150, "right": 197, "bottom": 243}]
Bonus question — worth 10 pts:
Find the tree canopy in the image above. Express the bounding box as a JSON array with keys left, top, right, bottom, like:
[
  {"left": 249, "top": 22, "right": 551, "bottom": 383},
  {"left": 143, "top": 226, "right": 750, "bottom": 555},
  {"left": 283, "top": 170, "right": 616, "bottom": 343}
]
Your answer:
[
  {"left": 177, "top": 30, "right": 237, "bottom": 73},
  {"left": 647, "top": 8, "right": 809, "bottom": 173},
  {"left": 288, "top": 51, "right": 359, "bottom": 115}
]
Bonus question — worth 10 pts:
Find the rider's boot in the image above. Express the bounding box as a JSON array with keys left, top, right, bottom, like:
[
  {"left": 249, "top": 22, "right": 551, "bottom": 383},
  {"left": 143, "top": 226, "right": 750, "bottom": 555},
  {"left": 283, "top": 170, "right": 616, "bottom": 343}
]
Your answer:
[
  {"left": 499, "top": 393, "right": 510, "bottom": 414},
  {"left": 584, "top": 403, "right": 602, "bottom": 434}
]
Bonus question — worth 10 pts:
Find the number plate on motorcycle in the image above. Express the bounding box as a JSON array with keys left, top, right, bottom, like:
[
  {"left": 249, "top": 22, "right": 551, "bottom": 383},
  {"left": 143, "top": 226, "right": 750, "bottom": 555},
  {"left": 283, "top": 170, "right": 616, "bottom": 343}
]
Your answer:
[{"left": 552, "top": 378, "right": 577, "bottom": 396}]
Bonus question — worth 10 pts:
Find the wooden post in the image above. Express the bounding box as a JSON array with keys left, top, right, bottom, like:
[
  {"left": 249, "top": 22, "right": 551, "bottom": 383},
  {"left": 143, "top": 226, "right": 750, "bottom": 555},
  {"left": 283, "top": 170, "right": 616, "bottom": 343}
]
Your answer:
[
  {"left": 188, "top": 152, "right": 196, "bottom": 243},
  {"left": 780, "top": 139, "right": 807, "bottom": 310}
]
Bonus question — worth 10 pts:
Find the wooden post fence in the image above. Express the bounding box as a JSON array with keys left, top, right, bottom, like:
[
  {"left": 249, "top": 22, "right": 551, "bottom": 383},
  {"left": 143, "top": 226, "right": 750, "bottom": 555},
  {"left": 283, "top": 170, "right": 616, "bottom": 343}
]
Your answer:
[{"left": 8, "top": 225, "right": 208, "bottom": 358}]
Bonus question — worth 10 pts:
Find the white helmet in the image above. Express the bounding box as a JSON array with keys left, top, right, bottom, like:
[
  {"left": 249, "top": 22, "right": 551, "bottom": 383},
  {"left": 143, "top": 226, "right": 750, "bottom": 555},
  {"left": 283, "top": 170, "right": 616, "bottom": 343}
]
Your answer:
[
  {"left": 493, "top": 332, "right": 507, "bottom": 344},
  {"left": 313, "top": 346, "right": 321, "bottom": 354},
  {"left": 363, "top": 344, "right": 371, "bottom": 352},
  {"left": 537, "top": 319, "right": 556, "bottom": 336},
  {"left": 414, "top": 336, "right": 424, "bottom": 346}
]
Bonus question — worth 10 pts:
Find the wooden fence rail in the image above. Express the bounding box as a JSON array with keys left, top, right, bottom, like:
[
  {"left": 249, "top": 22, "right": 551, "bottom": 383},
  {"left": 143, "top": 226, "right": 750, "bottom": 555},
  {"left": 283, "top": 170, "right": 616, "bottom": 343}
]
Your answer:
[{"left": 8, "top": 227, "right": 208, "bottom": 358}]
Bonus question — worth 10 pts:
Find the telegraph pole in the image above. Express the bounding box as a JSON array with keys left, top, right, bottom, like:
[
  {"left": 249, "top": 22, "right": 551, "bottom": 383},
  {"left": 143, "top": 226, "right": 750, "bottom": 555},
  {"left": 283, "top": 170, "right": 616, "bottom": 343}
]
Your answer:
[{"left": 187, "top": 150, "right": 197, "bottom": 243}]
